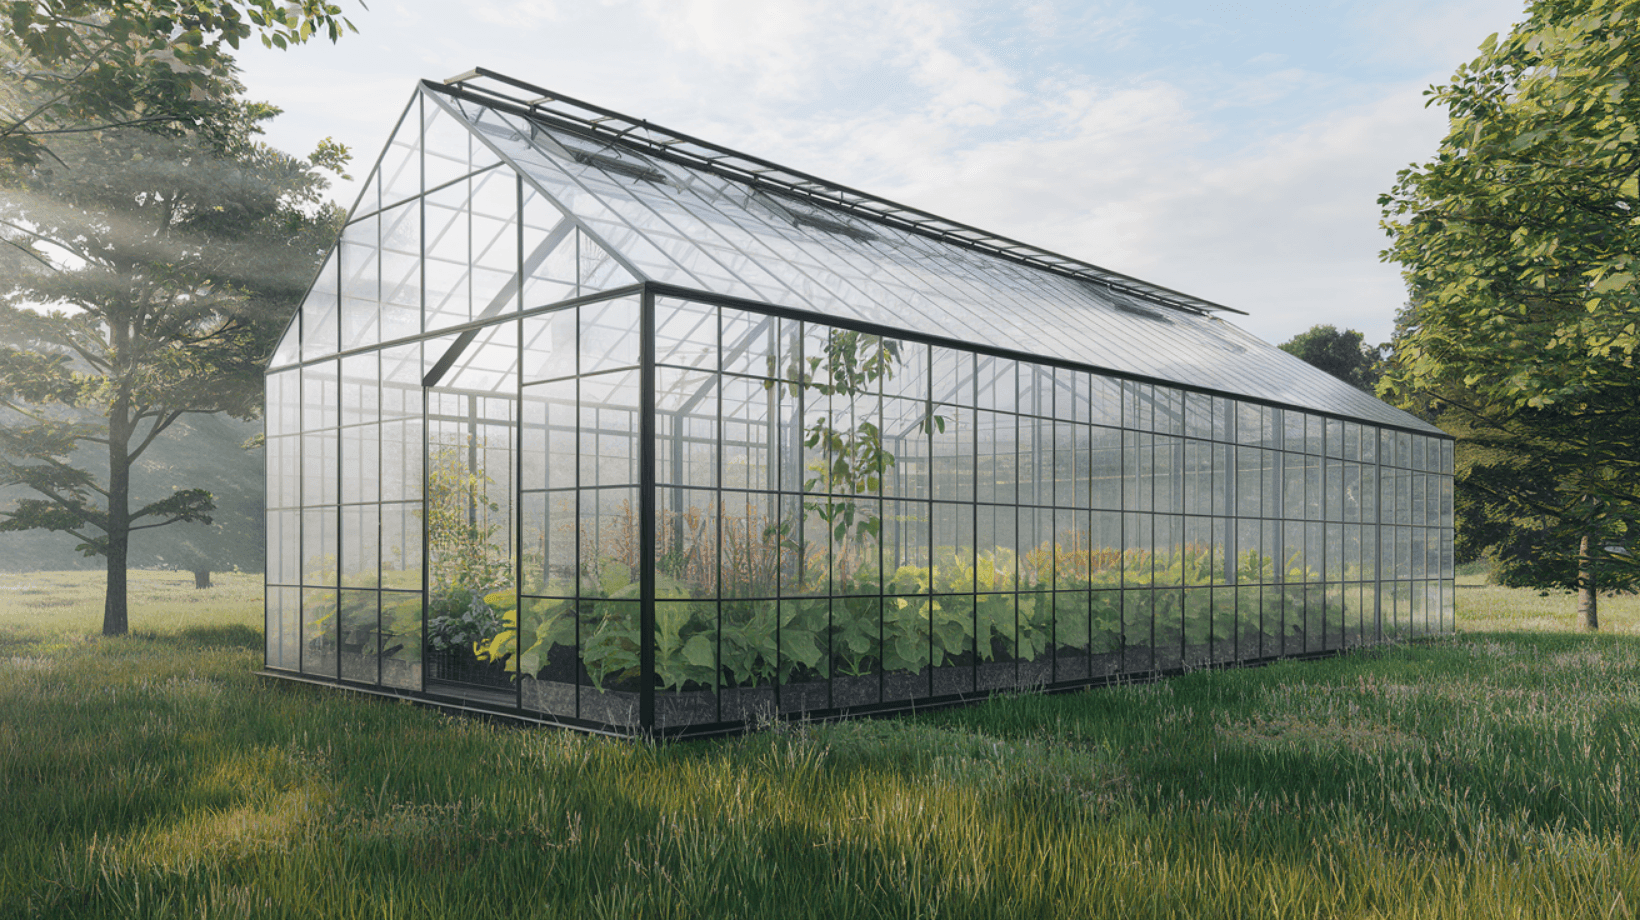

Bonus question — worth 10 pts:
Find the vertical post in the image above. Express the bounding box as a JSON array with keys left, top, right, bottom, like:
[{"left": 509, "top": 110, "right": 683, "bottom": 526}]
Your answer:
[
  {"left": 1320, "top": 420, "right": 1328, "bottom": 651},
  {"left": 1373, "top": 429, "right": 1384, "bottom": 642},
  {"left": 416, "top": 90, "right": 429, "bottom": 694},
  {"left": 264, "top": 369, "right": 272, "bottom": 672},
  {"left": 1272, "top": 410, "right": 1285, "bottom": 656},
  {"left": 420, "top": 380, "right": 430, "bottom": 692},
  {"left": 513, "top": 175, "right": 524, "bottom": 711},
  {"left": 638, "top": 287, "right": 657, "bottom": 733}
]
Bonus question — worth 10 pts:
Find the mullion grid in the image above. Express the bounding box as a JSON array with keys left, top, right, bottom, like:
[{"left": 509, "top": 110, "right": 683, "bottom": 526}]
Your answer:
[{"left": 270, "top": 269, "right": 1450, "bottom": 733}]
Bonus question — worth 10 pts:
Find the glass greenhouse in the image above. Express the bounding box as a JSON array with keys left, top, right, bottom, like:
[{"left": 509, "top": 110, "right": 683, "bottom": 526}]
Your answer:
[{"left": 262, "top": 70, "right": 1455, "bottom": 737}]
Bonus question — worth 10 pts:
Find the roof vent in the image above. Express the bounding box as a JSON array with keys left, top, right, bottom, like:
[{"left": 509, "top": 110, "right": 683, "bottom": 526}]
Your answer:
[
  {"left": 1115, "top": 302, "right": 1173, "bottom": 324},
  {"left": 571, "top": 150, "right": 666, "bottom": 183},
  {"left": 790, "top": 211, "right": 877, "bottom": 243}
]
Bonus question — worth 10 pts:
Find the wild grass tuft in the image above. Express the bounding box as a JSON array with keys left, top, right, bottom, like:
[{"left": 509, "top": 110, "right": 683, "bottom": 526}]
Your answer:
[{"left": 3, "top": 571, "right": 1640, "bottom": 917}]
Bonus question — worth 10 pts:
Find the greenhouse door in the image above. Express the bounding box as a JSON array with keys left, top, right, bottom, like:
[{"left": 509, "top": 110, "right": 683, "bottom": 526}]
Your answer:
[{"left": 422, "top": 322, "right": 519, "bottom": 704}]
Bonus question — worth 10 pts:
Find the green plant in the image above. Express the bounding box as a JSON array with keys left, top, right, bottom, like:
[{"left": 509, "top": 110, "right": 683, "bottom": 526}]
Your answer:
[{"left": 425, "top": 585, "right": 507, "bottom": 653}]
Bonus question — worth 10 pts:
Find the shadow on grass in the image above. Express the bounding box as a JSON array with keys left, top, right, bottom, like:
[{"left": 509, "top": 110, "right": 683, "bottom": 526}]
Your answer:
[
  {"left": 0, "top": 629, "right": 44, "bottom": 657},
  {"left": 134, "top": 623, "right": 263, "bottom": 651}
]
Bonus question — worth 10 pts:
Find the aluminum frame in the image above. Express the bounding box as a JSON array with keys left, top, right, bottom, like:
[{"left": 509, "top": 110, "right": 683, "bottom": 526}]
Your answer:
[{"left": 260, "top": 75, "right": 1456, "bottom": 739}]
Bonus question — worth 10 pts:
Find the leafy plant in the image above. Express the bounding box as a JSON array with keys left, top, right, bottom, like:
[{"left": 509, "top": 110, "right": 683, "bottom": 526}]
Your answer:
[
  {"left": 425, "top": 586, "right": 507, "bottom": 653},
  {"left": 422, "top": 442, "right": 512, "bottom": 599}
]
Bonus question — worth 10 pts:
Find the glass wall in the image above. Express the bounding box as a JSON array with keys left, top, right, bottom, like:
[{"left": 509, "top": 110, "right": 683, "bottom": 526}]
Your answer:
[
  {"left": 265, "top": 283, "right": 1455, "bottom": 736},
  {"left": 638, "top": 295, "right": 1453, "bottom": 730}
]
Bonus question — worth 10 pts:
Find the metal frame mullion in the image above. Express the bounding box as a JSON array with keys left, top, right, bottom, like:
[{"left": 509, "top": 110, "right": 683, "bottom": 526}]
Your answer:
[
  {"left": 514, "top": 176, "right": 526, "bottom": 711},
  {"left": 714, "top": 307, "right": 724, "bottom": 725},
  {"left": 925, "top": 345, "right": 936, "bottom": 699},
  {"left": 639, "top": 287, "right": 657, "bottom": 733}
]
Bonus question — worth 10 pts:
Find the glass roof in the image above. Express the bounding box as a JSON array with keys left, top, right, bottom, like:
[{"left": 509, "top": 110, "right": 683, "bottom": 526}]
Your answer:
[{"left": 403, "top": 73, "right": 1439, "bottom": 434}]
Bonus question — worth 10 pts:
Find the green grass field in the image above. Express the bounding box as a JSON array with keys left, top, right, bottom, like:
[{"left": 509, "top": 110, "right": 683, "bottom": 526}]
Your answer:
[{"left": 3, "top": 570, "right": 1639, "bottom": 919}]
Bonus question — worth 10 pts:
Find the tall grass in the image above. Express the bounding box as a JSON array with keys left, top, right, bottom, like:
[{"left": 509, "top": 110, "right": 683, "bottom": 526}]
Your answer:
[{"left": 3, "top": 571, "right": 1639, "bottom": 918}]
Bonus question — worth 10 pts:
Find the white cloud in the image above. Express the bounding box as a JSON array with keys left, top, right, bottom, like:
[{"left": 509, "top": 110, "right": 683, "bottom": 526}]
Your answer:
[{"left": 231, "top": 0, "right": 1528, "bottom": 348}]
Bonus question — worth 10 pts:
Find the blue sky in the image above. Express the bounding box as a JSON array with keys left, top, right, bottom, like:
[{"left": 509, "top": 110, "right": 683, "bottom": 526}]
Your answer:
[{"left": 236, "top": 0, "right": 1527, "bottom": 346}]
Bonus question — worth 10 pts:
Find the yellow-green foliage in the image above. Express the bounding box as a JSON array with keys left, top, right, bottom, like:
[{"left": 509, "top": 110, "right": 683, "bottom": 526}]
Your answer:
[{"left": 4, "top": 572, "right": 1640, "bottom": 917}]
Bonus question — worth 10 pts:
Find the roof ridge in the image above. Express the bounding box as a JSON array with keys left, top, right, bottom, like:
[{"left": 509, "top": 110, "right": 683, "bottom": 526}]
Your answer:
[{"left": 424, "top": 69, "right": 1247, "bottom": 317}]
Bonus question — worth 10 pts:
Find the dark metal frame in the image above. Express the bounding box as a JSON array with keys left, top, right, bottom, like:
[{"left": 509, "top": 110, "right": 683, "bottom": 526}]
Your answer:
[
  {"left": 260, "top": 73, "right": 1457, "bottom": 739},
  {"left": 424, "top": 71, "right": 1245, "bottom": 319}
]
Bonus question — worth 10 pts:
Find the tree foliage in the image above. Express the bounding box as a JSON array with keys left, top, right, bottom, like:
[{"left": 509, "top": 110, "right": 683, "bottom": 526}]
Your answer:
[
  {"left": 1277, "top": 324, "right": 1382, "bottom": 392},
  {"left": 0, "top": 111, "right": 344, "bottom": 634},
  {"left": 1, "top": 0, "right": 354, "bottom": 176},
  {"left": 1379, "top": 0, "right": 1640, "bottom": 626}
]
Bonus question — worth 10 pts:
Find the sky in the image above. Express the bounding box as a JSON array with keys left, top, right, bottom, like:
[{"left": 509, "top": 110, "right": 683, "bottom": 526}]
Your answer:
[{"left": 234, "top": 0, "right": 1528, "bottom": 348}]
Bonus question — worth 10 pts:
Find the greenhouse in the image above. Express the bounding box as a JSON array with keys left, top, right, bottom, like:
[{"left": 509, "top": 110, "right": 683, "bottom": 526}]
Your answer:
[{"left": 262, "top": 69, "right": 1455, "bottom": 737}]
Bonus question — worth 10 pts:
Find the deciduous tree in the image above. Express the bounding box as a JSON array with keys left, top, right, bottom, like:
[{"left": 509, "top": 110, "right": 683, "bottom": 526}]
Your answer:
[
  {"left": 1278, "top": 324, "right": 1382, "bottom": 392},
  {"left": 1379, "top": 0, "right": 1640, "bottom": 628},
  {"left": 0, "top": 115, "right": 344, "bottom": 635},
  {"left": 2, "top": 0, "right": 354, "bottom": 176}
]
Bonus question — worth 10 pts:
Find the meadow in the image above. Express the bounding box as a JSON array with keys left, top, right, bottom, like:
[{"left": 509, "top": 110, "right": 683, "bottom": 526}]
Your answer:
[{"left": 2, "top": 569, "right": 1639, "bottom": 918}]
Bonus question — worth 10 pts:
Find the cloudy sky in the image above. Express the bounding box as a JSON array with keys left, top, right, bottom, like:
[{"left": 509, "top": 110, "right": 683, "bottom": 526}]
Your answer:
[{"left": 235, "top": 0, "right": 1526, "bottom": 347}]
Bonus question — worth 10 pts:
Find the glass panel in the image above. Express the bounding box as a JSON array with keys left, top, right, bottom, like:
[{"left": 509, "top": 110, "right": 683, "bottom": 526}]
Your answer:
[
  {"left": 926, "top": 595, "right": 973, "bottom": 696},
  {"left": 423, "top": 93, "right": 476, "bottom": 189},
  {"left": 977, "top": 356, "right": 1016, "bottom": 413},
  {"left": 657, "top": 369, "right": 717, "bottom": 488},
  {"left": 380, "top": 418, "right": 423, "bottom": 505},
  {"left": 299, "top": 251, "right": 339, "bottom": 361},
  {"left": 380, "top": 502, "right": 421, "bottom": 592},
  {"left": 338, "top": 589, "right": 379, "bottom": 683},
  {"left": 884, "top": 501, "right": 931, "bottom": 594},
  {"left": 423, "top": 179, "right": 472, "bottom": 332},
  {"left": 378, "top": 94, "right": 421, "bottom": 209},
  {"left": 721, "top": 598, "right": 780, "bottom": 719},
  {"left": 656, "top": 298, "right": 718, "bottom": 370},
  {"left": 521, "top": 187, "right": 578, "bottom": 308},
  {"left": 581, "top": 370, "right": 641, "bottom": 489},
  {"left": 267, "top": 586, "right": 301, "bottom": 670},
  {"left": 270, "top": 316, "right": 301, "bottom": 368},
  {"left": 267, "top": 509, "right": 300, "bottom": 585},
  {"left": 931, "top": 404, "right": 973, "bottom": 503},
  {"left": 975, "top": 593, "right": 1016, "bottom": 692},
  {"left": 339, "top": 214, "right": 380, "bottom": 350},
  {"left": 515, "top": 597, "right": 576, "bottom": 717},
  {"left": 379, "top": 201, "right": 421, "bottom": 341},
  {"left": 302, "top": 430, "right": 337, "bottom": 507},
  {"left": 340, "top": 503, "right": 379, "bottom": 589},
  {"left": 468, "top": 167, "right": 519, "bottom": 319},
  {"left": 520, "top": 490, "right": 576, "bottom": 597},
  {"left": 930, "top": 347, "right": 973, "bottom": 406},
  {"left": 583, "top": 296, "right": 641, "bottom": 374},
  {"left": 882, "top": 396, "right": 930, "bottom": 501},
  {"left": 719, "top": 491, "right": 780, "bottom": 598},
  {"left": 722, "top": 307, "right": 776, "bottom": 379},
  {"left": 1122, "top": 590, "right": 1153, "bottom": 673},
  {"left": 658, "top": 487, "right": 717, "bottom": 598},
  {"left": 522, "top": 305, "right": 577, "bottom": 383},
  {"left": 832, "top": 596, "right": 882, "bottom": 707}
]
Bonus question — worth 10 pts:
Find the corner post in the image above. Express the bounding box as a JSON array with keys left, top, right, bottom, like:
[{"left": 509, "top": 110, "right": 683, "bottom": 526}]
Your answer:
[{"left": 639, "top": 286, "right": 657, "bottom": 733}]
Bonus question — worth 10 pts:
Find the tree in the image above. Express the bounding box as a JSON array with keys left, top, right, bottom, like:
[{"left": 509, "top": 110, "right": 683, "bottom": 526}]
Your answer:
[
  {"left": 0, "top": 411, "right": 266, "bottom": 582},
  {"left": 2, "top": 0, "right": 354, "bottom": 177},
  {"left": 1277, "top": 324, "right": 1382, "bottom": 392},
  {"left": 0, "top": 114, "right": 345, "bottom": 635},
  {"left": 1378, "top": 0, "right": 1640, "bottom": 628}
]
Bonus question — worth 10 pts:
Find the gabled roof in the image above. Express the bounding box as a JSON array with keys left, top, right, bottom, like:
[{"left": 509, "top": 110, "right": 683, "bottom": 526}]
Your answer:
[{"left": 307, "top": 69, "right": 1444, "bottom": 435}]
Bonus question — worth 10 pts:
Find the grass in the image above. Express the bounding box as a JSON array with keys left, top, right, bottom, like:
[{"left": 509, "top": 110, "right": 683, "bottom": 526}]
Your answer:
[{"left": 2, "top": 571, "right": 1640, "bottom": 918}]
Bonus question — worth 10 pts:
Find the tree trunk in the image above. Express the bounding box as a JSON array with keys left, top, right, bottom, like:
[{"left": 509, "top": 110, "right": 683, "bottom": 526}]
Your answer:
[
  {"left": 103, "top": 448, "right": 130, "bottom": 636},
  {"left": 1578, "top": 532, "right": 1599, "bottom": 631},
  {"left": 103, "top": 363, "right": 132, "bottom": 637},
  {"left": 193, "top": 568, "right": 213, "bottom": 589}
]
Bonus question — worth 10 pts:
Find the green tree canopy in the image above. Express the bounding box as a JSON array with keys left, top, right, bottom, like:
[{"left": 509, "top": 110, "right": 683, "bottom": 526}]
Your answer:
[
  {"left": 1379, "top": 0, "right": 1640, "bottom": 627},
  {"left": 1277, "top": 324, "right": 1382, "bottom": 392},
  {"left": 1, "top": 0, "right": 354, "bottom": 176},
  {"left": 0, "top": 110, "right": 345, "bottom": 634}
]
